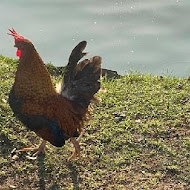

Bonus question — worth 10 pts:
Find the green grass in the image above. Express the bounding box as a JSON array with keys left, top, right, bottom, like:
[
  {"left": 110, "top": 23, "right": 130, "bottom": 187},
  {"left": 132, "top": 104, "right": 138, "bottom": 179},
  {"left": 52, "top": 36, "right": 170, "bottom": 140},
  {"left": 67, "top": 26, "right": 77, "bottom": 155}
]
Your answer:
[{"left": 0, "top": 55, "right": 190, "bottom": 189}]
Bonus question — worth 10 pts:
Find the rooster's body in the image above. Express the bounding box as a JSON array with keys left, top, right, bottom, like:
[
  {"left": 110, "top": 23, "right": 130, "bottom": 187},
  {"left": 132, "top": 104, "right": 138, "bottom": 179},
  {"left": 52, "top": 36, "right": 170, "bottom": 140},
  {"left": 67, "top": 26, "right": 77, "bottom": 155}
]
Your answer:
[{"left": 8, "top": 29, "right": 101, "bottom": 159}]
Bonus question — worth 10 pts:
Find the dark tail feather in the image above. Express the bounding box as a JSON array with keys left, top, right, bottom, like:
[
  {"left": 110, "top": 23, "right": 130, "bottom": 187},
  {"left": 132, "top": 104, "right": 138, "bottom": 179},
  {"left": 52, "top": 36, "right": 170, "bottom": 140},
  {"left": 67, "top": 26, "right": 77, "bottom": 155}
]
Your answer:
[
  {"left": 60, "top": 41, "right": 102, "bottom": 108},
  {"left": 63, "top": 41, "right": 88, "bottom": 85}
]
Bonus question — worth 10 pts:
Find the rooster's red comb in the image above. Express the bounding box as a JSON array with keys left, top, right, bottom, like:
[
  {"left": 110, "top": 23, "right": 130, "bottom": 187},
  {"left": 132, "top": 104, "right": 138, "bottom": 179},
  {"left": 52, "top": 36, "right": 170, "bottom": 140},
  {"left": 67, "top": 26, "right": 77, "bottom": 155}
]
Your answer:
[{"left": 8, "top": 28, "right": 25, "bottom": 41}]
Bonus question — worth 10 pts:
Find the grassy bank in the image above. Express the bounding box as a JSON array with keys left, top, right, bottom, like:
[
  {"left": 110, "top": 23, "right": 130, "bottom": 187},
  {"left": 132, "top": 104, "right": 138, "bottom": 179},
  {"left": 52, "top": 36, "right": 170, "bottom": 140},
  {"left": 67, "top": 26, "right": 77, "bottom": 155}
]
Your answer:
[{"left": 0, "top": 55, "right": 190, "bottom": 189}]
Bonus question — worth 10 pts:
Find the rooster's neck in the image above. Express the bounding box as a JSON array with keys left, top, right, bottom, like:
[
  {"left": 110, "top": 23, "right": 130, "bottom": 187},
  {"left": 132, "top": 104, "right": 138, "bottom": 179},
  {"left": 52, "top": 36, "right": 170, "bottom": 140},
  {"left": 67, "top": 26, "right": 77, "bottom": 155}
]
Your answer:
[{"left": 14, "top": 50, "right": 57, "bottom": 102}]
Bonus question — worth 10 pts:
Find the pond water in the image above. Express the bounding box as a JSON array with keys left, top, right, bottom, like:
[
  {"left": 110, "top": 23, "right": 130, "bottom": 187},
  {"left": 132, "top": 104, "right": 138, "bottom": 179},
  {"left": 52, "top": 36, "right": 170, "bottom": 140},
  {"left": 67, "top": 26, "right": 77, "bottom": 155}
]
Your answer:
[{"left": 0, "top": 0, "right": 190, "bottom": 77}]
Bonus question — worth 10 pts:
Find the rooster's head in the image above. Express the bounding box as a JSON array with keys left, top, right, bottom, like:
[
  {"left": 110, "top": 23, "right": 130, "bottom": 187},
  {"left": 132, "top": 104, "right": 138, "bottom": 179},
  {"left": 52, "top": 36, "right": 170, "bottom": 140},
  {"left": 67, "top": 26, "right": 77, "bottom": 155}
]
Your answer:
[{"left": 8, "top": 28, "right": 34, "bottom": 58}]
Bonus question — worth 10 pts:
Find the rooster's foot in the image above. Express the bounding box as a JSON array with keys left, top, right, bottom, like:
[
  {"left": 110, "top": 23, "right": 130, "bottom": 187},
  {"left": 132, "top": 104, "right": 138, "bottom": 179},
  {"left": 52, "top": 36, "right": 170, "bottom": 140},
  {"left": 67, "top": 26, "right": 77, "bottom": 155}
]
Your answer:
[
  {"left": 18, "top": 140, "right": 46, "bottom": 157},
  {"left": 33, "top": 140, "right": 46, "bottom": 156},
  {"left": 67, "top": 130, "right": 85, "bottom": 162}
]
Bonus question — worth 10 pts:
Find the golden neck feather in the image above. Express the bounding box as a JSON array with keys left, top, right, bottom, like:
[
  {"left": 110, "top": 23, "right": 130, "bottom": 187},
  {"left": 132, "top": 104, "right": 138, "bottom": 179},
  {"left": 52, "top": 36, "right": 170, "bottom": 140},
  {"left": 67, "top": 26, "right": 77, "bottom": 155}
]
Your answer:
[{"left": 14, "top": 50, "right": 56, "bottom": 102}]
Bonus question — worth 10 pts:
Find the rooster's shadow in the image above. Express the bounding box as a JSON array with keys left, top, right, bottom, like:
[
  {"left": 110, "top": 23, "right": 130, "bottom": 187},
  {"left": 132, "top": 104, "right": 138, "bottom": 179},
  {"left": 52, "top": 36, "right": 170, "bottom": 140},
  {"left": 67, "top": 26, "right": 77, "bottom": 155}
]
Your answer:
[
  {"left": 37, "top": 155, "right": 80, "bottom": 190},
  {"left": 66, "top": 162, "right": 80, "bottom": 190},
  {"left": 37, "top": 154, "right": 61, "bottom": 190}
]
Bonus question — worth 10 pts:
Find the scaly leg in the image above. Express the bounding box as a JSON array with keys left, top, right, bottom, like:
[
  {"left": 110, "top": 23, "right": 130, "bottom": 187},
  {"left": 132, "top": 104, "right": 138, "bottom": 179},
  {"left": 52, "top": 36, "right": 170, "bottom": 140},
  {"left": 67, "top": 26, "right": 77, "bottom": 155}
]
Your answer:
[
  {"left": 19, "top": 140, "right": 46, "bottom": 156},
  {"left": 68, "top": 130, "right": 85, "bottom": 161},
  {"left": 33, "top": 140, "right": 46, "bottom": 156}
]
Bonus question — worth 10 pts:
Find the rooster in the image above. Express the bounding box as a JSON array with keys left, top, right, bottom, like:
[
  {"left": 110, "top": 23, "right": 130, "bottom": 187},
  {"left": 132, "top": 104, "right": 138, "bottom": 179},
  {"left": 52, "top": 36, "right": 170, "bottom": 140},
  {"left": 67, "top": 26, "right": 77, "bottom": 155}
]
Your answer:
[{"left": 8, "top": 29, "right": 101, "bottom": 160}]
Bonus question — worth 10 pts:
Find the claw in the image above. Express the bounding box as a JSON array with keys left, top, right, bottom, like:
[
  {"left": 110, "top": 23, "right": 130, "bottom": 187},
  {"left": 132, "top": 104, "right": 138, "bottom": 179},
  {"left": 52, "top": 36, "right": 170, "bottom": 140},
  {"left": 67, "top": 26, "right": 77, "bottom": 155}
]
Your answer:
[
  {"left": 33, "top": 140, "right": 46, "bottom": 156},
  {"left": 19, "top": 146, "right": 36, "bottom": 152},
  {"left": 18, "top": 140, "right": 46, "bottom": 157}
]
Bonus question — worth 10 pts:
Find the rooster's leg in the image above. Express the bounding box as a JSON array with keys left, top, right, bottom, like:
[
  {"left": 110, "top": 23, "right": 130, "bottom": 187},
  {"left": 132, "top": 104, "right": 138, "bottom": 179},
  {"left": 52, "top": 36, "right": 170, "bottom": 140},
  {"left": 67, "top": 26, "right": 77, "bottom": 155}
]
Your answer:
[
  {"left": 18, "top": 140, "right": 46, "bottom": 156},
  {"left": 33, "top": 140, "right": 46, "bottom": 156},
  {"left": 68, "top": 130, "right": 85, "bottom": 161},
  {"left": 68, "top": 138, "right": 80, "bottom": 161}
]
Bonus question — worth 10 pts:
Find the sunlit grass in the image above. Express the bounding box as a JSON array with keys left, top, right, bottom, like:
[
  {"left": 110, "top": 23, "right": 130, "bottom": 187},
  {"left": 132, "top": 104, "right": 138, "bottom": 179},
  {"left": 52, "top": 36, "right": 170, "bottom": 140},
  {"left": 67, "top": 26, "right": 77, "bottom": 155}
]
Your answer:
[{"left": 0, "top": 56, "right": 189, "bottom": 189}]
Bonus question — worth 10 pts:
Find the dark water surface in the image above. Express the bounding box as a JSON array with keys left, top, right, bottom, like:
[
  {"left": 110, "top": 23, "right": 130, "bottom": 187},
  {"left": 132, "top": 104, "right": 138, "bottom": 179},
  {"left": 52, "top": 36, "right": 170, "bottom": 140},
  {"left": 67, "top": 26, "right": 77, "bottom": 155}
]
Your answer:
[{"left": 0, "top": 0, "right": 190, "bottom": 76}]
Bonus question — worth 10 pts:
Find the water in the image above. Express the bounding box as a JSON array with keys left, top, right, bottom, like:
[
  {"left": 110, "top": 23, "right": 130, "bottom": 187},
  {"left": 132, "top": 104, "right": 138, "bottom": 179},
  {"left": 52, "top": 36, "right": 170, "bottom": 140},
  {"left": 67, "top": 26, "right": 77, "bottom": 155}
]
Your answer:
[{"left": 0, "top": 0, "right": 190, "bottom": 77}]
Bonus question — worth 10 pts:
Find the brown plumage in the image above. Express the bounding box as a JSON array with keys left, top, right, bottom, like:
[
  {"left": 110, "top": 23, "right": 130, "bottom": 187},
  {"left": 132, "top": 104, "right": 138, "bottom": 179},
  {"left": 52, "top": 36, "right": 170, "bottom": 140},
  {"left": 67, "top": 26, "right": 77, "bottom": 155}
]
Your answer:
[{"left": 8, "top": 29, "right": 101, "bottom": 160}]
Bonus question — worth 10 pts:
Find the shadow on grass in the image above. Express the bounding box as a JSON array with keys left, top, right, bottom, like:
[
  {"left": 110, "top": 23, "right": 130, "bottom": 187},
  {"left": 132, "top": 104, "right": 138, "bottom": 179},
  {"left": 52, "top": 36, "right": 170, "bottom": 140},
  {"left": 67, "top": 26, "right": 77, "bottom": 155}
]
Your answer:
[
  {"left": 0, "top": 134, "right": 14, "bottom": 157},
  {"left": 37, "top": 154, "right": 46, "bottom": 190},
  {"left": 37, "top": 154, "right": 62, "bottom": 190},
  {"left": 66, "top": 162, "right": 80, "bottom": 190}
]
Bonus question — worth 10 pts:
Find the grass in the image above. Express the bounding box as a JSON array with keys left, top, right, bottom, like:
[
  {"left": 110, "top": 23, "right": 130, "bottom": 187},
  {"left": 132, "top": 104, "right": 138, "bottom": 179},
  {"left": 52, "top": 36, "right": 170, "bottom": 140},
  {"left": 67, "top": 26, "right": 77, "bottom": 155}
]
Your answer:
[{"left": 0, "top": 55, "right": 190, "bottom": 189}]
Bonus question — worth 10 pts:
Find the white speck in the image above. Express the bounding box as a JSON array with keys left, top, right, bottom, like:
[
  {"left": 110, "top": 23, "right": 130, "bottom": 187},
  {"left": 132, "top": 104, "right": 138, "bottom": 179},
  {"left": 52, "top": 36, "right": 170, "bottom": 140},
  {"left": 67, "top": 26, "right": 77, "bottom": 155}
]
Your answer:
[
  {"left": 90, "top": 39, "right": 94, "bottom": 41},
  {"left": 131, "top": 50, "right": 134, "bottom": 53},
  {"left": 9, "top": 185, "right": 17, "bottom": 189},
  {"left": 26, "top": 155, "right": 37, "bottom": 160},
  {"left": 2, "top": 98, "right": 7, "bottom": 103},
  {"left": 72, "top": 38, "right": 75, "bottom": 41},
  {"left": 135, "top": 119, "right": 141, "bottom": 123},
  {"left": 12, "top": 154, "right": 19, "bottom": 160},
  {"left": 94, "top": 21, "right": 97, "bottom": 24}
]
